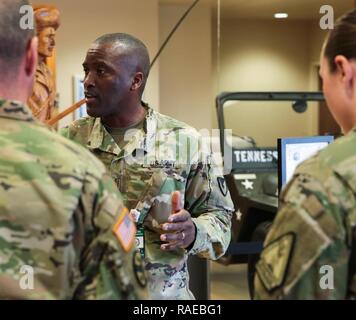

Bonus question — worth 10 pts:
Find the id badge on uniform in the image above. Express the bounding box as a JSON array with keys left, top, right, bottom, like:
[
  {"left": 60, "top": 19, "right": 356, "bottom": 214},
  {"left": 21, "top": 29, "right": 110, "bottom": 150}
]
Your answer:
[{"left": 135, "top": 227, "right": 145, "bottom": 258}]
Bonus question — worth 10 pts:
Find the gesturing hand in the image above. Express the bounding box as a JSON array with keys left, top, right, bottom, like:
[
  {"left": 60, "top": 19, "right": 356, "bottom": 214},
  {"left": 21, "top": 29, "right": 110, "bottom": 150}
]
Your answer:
[{"left": 160, "top": 191, "right": 196, "bottom": 251}]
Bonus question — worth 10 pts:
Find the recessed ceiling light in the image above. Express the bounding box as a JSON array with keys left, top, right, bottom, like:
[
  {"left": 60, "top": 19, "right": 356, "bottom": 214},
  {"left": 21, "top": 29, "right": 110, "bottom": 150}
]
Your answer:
[{"left": 274, "top": 13, "right": 288, "bottom": 19}]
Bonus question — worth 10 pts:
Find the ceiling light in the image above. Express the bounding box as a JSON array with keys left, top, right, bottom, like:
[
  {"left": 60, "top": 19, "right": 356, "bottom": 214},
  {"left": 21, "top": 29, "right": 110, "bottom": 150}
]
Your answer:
[{"left": 274, "top": 13, "right": 288, "bottom": 19}]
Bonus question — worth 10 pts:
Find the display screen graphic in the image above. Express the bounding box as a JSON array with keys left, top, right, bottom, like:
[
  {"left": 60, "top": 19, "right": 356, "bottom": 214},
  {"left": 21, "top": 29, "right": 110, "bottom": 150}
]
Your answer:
[{"left": 278, "top": 136, "right": 334, "bottom": 192}]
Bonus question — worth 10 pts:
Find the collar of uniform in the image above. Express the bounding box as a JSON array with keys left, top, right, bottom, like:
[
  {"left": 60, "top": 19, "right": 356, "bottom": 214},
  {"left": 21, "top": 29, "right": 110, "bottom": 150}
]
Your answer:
[
  {"left": 87, "top": 104, "right": 158, "bottom": 156},
  {"left": 142, "top": 105, "right": 158, "bottom": 153},
  {"left": 87, "top": 117, "right": 121, "bottom": 155},
  {"left": 0, "top": 99, "right": 35, "bottom": 122}
]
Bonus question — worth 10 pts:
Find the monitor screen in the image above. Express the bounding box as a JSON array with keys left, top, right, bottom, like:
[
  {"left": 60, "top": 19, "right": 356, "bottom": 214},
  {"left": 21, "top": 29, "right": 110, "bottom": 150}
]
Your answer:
[{"left": 278, "top": 136, "right": 334, "bottom": 192}]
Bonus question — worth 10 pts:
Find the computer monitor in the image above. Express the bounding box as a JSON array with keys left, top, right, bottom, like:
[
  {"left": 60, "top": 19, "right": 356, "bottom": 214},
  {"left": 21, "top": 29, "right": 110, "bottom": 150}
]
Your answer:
[{"left": 278, "top": 135, "right": 334, "bottom": 193}]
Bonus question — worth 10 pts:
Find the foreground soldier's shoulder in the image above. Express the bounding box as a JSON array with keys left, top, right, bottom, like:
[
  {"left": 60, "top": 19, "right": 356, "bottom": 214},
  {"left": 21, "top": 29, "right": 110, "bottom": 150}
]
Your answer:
[
  {"left": 76, "top": 145, "right": 107, "bottom": 176},
  {"left": 62, "top": 117, "right": 95, "bottom": 136},
  {"left": 44, "top": 127, "right": 107, "bottom": 176},
  {"left": 255, "top": 171, "right": 342, "bottom": 299}
]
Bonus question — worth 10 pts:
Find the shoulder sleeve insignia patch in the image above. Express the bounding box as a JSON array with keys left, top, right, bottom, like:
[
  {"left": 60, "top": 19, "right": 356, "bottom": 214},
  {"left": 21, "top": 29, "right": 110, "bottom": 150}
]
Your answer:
[
  {"left": 217, "top": 177, "right": 228, "bottom": 197},
  {"left": 256, "top": 232, "right": 296, "bottom": 292},
  {"left": 112, "top": 207, "right": 136, "bottom": 252},
  {"left": 133, "top": 251, "right": 147, "bottom": 288}
]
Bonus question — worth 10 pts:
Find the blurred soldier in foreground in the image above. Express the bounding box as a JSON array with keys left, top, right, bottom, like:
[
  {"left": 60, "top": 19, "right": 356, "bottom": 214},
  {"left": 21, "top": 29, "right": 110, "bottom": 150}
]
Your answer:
[
  {"left": 0, "top": 0, "right": 147, "bottom": 299},
  {"left": 60, "top": 33, "right": 234, "bottom": 299},
  {"left": 254, "top": 9, "right": 356, "bottom": 300}
]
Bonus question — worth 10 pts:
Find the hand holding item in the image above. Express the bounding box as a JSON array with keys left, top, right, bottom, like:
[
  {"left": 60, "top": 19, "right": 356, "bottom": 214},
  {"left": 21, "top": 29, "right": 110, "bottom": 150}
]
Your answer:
[{"left": 160, "top": 191, "right": 196, "bottom": 251}]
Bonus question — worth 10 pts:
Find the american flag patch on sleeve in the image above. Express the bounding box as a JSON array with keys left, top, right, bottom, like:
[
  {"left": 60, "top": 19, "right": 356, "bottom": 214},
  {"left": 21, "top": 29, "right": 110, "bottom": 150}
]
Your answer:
[{"left": 112, "top": 207, "right": 136, "bottom": 252}]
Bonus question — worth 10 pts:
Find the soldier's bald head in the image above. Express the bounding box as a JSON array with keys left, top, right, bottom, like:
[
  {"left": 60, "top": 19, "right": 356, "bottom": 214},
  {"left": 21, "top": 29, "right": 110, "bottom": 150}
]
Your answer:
[
  {"left": 93, "top": 33, "right": 151, "bottom": 86},
  {"left": 0, "top": 0, "right": 35, "bottom": 77}
]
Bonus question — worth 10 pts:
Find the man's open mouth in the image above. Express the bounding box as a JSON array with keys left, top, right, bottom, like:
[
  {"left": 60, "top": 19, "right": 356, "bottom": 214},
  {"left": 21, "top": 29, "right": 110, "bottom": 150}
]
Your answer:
[{"left": 85, "top": 93, "right": 99, "bottom": 103}]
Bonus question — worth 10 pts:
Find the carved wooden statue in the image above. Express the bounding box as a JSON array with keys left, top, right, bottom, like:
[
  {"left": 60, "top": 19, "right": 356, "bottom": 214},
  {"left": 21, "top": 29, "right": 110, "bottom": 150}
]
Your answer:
[{"left": 28, "top": 5, "right": 60, "bottom": 122}]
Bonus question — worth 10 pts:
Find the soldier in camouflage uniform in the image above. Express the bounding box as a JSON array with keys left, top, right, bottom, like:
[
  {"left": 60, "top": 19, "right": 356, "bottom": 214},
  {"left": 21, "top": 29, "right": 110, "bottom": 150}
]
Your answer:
[
  {"left": 60, "top": 33, "right": 234, "bottom": 299},
  {"left": 254, "top": 10, "right": 356, "bottom": 300},
  {"left": 0, "top": 0, "right": 147, "bottom": 299}
]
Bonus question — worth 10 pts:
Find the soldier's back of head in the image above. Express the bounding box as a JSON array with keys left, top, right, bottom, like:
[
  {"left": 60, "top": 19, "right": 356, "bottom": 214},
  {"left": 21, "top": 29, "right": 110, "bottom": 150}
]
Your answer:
[{"left": 0, "top": 0, "right": 147, "bottom": 300}]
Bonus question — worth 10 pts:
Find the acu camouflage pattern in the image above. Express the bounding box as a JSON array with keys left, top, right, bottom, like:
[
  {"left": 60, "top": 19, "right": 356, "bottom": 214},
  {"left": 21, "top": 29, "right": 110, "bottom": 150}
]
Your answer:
[
  {"left": 254, "top": 129, "right": 356, "bottom": 300},
  {"left": 0, "top": 99, "right": 148, "bottom": 300},
  {"left": 60, "top": 105, "right": 234, "bottom": 299}
]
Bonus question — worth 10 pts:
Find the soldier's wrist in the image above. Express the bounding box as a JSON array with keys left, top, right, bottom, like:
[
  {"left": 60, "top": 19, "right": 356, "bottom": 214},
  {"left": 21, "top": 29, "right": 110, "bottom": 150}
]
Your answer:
[{"left": 185, "top": 222, "right": 197, "bottom": 251}]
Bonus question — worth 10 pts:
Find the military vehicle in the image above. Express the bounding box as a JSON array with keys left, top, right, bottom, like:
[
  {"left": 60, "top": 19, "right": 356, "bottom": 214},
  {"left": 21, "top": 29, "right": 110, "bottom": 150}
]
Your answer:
[{"left": 216, "top": 92, "right": 325, "bottom": 298}]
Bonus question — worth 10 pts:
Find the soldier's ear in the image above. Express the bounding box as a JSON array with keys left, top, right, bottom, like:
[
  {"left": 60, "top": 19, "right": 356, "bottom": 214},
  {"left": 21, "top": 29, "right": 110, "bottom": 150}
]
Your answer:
[
  {"left": 25, "top": 37, "right": 38, "bottom": 78},
  {"left": 334, "top": 55, "right": 356, "bottom": 100},
  {"left": 131, "top": 72, "right": 144, "bottom": 91}
]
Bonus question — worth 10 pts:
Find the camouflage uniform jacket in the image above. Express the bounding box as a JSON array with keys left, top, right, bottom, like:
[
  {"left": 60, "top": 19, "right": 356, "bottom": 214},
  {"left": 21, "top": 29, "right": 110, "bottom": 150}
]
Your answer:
[
  {"left": 255, "top": 129, "right": 356, "bottom": 300},
  {"left": 0, "top": 99, "right": 148, "bottom": 300},
  {"left": 60, "top": 105, "right": 234, "bottom": 299}
]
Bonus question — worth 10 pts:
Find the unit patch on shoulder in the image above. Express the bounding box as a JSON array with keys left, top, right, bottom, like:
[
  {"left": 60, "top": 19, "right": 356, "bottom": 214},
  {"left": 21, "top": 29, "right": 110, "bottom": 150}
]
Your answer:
[
  {"left": 256, "top": 232, "right": 296, "bottom": 292},
  {"left": 217, "top": 177, "right": 228, "bottom": 196},
  {"left": 112, "top": 207, "right": 136, "bottom": 252},
  {"left": 133, "top": 251, "right": 147, "bottom": 288}
]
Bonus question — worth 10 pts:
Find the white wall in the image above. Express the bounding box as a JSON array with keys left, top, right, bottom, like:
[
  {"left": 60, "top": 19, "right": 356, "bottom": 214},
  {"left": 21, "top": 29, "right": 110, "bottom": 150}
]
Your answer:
[
  {"left": 215, "top": 19, "right": 318, "bottom": 146},
  {"left": 307, "top": 20, "right": 330, "bottom": 134},
  {"left": 32, "top": 0, "right": 160, "bottom": 127},
  {"left": 159, "top": 3, "right": 213, "bottom": 130}
]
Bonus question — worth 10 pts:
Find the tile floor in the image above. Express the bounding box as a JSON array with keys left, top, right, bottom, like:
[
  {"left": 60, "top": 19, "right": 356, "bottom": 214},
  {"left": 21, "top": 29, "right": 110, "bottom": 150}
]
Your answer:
[{"left": 210, "top": 262, "right": 250, "bottom": 300}]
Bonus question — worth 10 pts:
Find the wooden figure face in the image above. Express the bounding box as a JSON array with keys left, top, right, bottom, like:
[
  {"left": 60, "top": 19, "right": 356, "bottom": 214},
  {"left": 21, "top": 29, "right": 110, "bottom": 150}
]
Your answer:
[{"left": 38, "top": 27, "right": 56, "bottom": 58}]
